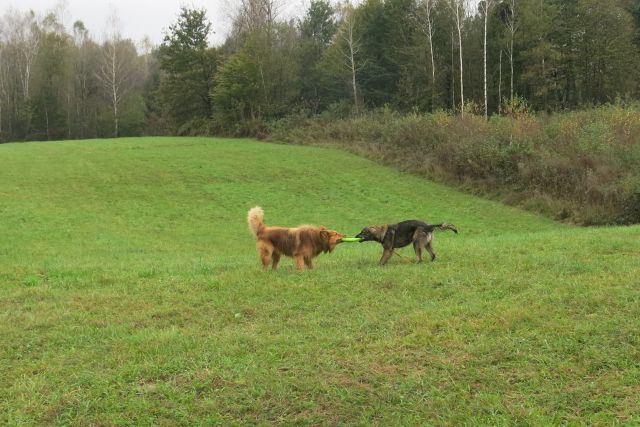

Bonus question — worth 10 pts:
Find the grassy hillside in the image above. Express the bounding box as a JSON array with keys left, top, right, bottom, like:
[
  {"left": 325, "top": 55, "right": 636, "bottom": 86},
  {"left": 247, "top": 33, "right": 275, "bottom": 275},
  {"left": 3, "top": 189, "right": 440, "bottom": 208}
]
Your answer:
[{"left": 1, "top": 137, "right": 639, "bottom": 425}]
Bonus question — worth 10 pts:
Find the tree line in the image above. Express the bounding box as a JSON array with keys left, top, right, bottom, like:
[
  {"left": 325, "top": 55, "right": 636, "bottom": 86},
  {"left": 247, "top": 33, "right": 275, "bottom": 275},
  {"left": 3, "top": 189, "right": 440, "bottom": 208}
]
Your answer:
[{"left": 1, "top": 0, "right": 640, "bottom": 142}]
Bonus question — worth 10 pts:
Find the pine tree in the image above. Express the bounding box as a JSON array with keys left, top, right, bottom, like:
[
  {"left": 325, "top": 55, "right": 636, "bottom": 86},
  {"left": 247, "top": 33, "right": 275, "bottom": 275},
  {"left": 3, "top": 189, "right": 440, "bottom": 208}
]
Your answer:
[{"left": 159, "top": 7, "right": 218, "bottom": 132}]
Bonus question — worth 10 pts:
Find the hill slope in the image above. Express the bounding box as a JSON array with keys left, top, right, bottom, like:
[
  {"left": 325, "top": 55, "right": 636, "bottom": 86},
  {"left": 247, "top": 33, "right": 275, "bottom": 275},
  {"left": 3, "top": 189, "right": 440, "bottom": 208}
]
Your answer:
[{"left": 1, "top": 137, "right": 638, "bottom": 425}]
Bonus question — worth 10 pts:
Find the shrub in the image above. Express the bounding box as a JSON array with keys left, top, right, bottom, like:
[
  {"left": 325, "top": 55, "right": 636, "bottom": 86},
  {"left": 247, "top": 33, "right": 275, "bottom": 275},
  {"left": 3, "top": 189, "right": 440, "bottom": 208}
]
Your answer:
[{"left": 268, "top": 105, "right": 640, "bottom": 225}]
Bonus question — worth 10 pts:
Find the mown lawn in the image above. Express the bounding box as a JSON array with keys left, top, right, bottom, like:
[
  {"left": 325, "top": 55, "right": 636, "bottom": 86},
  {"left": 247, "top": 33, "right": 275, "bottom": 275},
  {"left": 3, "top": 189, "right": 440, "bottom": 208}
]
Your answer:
[{"left": 1, "top": 137, "right": 639, "bottom": 425}]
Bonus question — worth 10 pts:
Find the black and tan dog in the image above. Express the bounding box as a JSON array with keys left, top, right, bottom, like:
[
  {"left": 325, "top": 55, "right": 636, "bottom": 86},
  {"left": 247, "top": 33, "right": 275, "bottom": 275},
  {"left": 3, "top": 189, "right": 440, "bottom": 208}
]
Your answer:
[{"left": 355, "top": 220, "right": 458, "bottom": 265}]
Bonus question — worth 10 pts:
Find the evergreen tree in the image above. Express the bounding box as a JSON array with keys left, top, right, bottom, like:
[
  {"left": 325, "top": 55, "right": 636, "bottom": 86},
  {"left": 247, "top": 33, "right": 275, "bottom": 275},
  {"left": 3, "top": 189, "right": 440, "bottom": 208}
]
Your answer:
[
  {"left": 159, "top": 7, "right": 218, "bottom": 132},
  {"left": 298, "top": 0, "right": 338, "bottom": 111}
]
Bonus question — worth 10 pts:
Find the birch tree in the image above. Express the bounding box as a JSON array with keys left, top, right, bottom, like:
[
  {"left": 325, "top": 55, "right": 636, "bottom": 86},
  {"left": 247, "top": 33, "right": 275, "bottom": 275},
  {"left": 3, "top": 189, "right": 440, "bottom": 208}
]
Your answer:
[
  {"left": 236, "top": 0, "right": 278, "bottom": 109},
  {"left": 96, "top": 12, "right": 136, "bottom": 137},
  {"left": 1, "top": 9, "right": 41, "bottom": 136},
  {"left": 0, "top": 43, "right": 6, "bottom": 137},
  {"left": 504, "top": 0, "right": 517, "bottom": 103},
  {"left": 138, "top": 36, "right": 153, "bottom": 80},
  {"left": 447, "top": 0, "right": 468, "bottom": 116},
  {"left": 338, "top": 4, "right": 362, "bottom": 113},
  {"left": 14, "top": 11, "right": 40, "bottom": 100},
  {"left": 71, "top": 20, "right": 93, "bottom": 137},
  {"left": 31, "top": 13, "right": 69, "bottom": 140},
  {"left": 480, "top": 0, "right": 496, "bottom": 119},
  {"left": 415, "top": 0, "right": 437, "bottom": 109},
  {"left": 238, "top": 0, "right": 279, "bottom": 31},
  {"left": 498, "top": 49, "right": 502, "bottom": 114},
  {"left": 97, "top": 42, "right": 122, "bottom": 137},
  {"left": 450, "top": 27, "right": 455, "bottom": 111},
  {"left": 230, "top": 0, "right": 280, "bottom": 45}
]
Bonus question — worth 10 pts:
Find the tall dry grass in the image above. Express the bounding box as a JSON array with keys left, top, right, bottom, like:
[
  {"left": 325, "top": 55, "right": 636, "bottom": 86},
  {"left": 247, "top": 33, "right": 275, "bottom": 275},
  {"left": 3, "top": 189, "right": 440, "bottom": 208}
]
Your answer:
[{"left": 269, "top": 105, "right": 640, "bottom": 225}]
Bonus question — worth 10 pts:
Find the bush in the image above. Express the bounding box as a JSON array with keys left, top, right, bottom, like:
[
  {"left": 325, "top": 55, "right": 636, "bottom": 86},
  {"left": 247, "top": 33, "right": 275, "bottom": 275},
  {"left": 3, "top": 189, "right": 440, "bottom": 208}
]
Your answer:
[
  {"left": 268, "top": 105, "right": 640, "bottom": 225},
  {"left": 177, "top": 118, "right": 212, "bottom": 136},
  {"left": 619, "top": 177, "right": 640, "bottom": 224}
]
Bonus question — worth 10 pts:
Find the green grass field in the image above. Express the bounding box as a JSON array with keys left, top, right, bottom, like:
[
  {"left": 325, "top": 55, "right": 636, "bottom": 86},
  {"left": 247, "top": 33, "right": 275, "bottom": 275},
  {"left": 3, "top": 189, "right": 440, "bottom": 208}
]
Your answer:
[{"left": 1, "top": 137, "right": 639, "bottom": 425}]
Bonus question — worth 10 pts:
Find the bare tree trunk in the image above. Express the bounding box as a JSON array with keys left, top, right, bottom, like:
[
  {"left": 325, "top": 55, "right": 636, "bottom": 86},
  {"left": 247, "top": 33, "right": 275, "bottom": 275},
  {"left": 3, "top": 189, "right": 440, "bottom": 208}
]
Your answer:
[
  {"left": 45, "top": 108, "right": 50, "bottom": 140},
  {"left": 111, "top": 44, "right": 119, "bottom": 137},
  {"left": 340, "top": 6, "right": 361, "bottom": 114},
  {"left": 66, "top": 91, "right": 71, "bottom": 139},
  {"left": 510, "top": 37, "right": 514, "bottom": 103},
  {"left": 506, "top": 0, "right": 517, "bottom": 104},
  {"left": 139, "top": 36, "right": 153, "bottom": 80},
  {"left": 81, "top": 67, "right": 88, "bottom": 138},
  {"left": 19, "top": 31, "right": 40, "bottom": 100},
  {"left": 482, "top": 0, "right": 494, "bottom": 120},
  {"left": 540, "top": 0, "right": 546, "bottom": 109},
  {"left": 457, "top": 11, "right": 464, "bottom": 117},
  {"left": 16, "top": 14, "right": 41, "bottom": 101},
  {"left": 4, "top": 10, "right": 41, "bottom": 135},
  {"left": 499, "top": 49, "right": 502, "bottom": 115},
  {"left": 483, "top": 6, "right": 488, "bottom": 119},
  {"left": 427, "top": 7, "right": 435, "bottom": 109},
  {"left": 96, "top": 10, "right": 131, "bottom": 138},
  {"left": 23, "top": 50, "right": 33, "bottom": 99},
  {"left": 234, "top": 0, "right": 279, "bottom": 41},
  {"left": 451, "top": 28, "right": 455, "bottom": 112},
  {"left": 350, "top": 44, "right": 358, "bottom": 114},
  {"left": 416, "top": 0, "right": 437, "bottom": 109},
  {"left": 448, "top": 0, "right": 467, "bottom": 117},
  {"left": 73, "top": 22, "right": 90, "bottom": 139},
  {"left": 348, "top": 26, "right": 358, "bottom": 114},
  {"left": 97, "top": 36, "right": 133, "bottom": 139}
]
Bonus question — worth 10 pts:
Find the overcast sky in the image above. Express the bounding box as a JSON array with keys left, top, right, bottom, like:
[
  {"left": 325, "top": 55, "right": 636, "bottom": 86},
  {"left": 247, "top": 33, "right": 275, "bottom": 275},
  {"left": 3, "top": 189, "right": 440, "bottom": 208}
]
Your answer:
[{"left": 1, "top": 0, "right": 315, "bottom": 46}]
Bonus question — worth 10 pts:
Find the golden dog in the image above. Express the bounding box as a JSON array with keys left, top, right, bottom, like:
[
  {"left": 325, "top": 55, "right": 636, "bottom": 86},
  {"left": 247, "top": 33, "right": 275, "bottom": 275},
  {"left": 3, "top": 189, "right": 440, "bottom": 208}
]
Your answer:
[{"left": 247, "top": 206, "right": 345, "bottom": 270}]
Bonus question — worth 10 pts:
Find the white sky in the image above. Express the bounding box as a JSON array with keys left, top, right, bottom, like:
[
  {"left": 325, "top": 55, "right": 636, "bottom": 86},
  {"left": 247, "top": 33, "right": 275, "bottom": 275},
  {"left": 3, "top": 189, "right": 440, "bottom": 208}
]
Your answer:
[{"left": 0, "top": 0, "right": 318, "bottom": 47}]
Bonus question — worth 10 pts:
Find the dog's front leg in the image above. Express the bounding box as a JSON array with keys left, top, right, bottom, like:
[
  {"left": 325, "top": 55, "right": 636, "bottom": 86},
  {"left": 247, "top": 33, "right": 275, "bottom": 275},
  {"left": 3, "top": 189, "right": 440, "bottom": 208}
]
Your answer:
[
  {"left": 379, "top": 248, "right": 394, "bottom": 265},
  {"left": 304, "top": 257, "right": 313, "bottom": 269},
  {"left": 271, "top": 252, "right": 281, "bottom": 270},
  {"left": 294, "top": 255, "right": 306, "bottom": 270}
]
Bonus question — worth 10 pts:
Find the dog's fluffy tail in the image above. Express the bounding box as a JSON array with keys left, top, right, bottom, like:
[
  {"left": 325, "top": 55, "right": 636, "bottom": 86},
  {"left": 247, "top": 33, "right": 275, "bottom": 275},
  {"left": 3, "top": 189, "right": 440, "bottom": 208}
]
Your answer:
[
  {"left": 432, "top": 223, "right": 458, "bottom": 234},
  {"left": 247, "top": 206, "right": 265, "bottom": 237}
]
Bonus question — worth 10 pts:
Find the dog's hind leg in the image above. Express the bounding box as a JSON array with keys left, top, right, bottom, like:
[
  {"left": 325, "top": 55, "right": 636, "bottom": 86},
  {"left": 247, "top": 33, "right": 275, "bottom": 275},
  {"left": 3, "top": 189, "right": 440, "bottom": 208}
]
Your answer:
[
  {"left": 257, "top": 242, "right": 273, "bottom": 270},
  {"left": 271, "top": 252, "right": 281, "bottom": 270},
  {"left": 413, "top": 240, "right": 424, "bottom": 263},
  {"left": 413, "top": 229, "right": 429, "bottom": 263},
  {"left": 425, "top": 235, "right": 436, "bottom": 262},
  {"left": 379, "top": 248, "right": 394, "bottom": 265}
]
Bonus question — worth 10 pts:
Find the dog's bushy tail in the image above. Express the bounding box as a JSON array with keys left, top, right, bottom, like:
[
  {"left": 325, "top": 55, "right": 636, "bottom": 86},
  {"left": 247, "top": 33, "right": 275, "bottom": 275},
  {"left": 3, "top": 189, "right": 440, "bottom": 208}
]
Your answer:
[
  {"left": 247, "top": 206, "right": 265, "bottom": 237},
  {"left": 432, "top": 223, "right": 458, "bottom": 234}
]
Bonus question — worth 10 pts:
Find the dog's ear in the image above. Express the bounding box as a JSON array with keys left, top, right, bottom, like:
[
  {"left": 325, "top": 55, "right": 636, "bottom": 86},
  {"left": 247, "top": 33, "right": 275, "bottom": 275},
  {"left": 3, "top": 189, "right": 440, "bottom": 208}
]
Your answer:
[{"left": 320, "top": 230, "right": 329, "bottom": 240}]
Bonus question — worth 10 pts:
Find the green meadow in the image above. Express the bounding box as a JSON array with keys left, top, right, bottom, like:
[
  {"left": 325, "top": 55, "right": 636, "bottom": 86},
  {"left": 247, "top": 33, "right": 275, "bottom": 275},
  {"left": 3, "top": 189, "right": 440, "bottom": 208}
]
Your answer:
[{"left": 1, "top": 137, "right": 639, "bottom": 425}]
